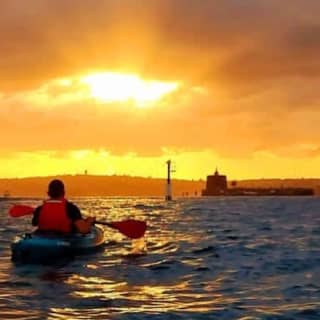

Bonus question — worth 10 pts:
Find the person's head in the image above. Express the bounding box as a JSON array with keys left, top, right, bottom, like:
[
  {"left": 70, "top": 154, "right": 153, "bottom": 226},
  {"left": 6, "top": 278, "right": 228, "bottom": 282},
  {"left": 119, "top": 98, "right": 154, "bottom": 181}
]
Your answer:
[{"left": 47, "top": 179, "right": 65, "bottom": 198}]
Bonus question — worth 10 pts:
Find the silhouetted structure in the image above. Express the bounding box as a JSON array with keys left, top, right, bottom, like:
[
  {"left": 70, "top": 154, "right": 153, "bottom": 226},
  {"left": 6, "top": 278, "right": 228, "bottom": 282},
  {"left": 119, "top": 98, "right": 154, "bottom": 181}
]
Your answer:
[
  {"left": 202, "top": 169, "right": 314, "bottom": 196},
  {"left": 165, "top": 160, "right": 173, "bottom": 201},
  {"left": 202, "top": 169, "right": 227, "bottom": 196}
]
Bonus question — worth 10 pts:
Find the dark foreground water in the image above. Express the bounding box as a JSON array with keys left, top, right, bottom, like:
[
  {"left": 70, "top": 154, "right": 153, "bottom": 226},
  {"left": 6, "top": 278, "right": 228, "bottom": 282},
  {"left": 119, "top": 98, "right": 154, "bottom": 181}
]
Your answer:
[{"left": 0, "top": 196, "right": 320, "bottom": 319}]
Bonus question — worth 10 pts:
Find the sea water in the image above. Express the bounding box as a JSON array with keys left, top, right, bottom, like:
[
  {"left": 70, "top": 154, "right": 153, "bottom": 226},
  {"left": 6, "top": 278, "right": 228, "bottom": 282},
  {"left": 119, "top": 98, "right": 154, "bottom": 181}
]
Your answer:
[{"left": 0, "top": 196, "right": 319, "bottom": 319}]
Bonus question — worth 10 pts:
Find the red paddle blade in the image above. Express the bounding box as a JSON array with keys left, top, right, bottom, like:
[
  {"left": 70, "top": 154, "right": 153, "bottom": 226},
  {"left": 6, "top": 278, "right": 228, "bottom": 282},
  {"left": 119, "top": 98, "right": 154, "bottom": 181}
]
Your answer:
[
  {"left": 110, "top": 219, "right": 147, "bottom": 239},
  {"left": 9, "top": 205, "right": 34, "bottom": 217}
]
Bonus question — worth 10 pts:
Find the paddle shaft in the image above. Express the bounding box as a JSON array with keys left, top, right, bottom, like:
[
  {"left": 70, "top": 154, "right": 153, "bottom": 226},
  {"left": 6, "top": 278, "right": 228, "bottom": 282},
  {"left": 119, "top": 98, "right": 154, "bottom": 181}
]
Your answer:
[{"left": 9, "top": 205, "right": 146, "bottom": 239}]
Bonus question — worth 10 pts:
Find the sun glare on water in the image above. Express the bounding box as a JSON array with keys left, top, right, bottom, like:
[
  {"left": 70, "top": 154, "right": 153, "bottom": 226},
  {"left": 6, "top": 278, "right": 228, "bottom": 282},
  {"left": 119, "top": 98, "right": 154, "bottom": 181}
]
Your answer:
[{"left": 81, "top": 72, "right": 179, "bottom": 107}]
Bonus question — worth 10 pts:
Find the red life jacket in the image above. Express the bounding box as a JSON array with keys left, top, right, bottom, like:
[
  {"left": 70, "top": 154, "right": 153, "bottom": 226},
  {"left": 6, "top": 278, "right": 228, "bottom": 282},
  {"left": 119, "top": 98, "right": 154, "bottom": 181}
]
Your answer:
[{"left": 38, "top": 198, "right": 72, "bottom": 233}]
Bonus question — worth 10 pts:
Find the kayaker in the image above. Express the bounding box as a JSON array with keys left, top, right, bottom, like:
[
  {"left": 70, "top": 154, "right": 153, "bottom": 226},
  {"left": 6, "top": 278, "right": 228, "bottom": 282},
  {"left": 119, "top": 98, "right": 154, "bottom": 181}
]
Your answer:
[{"left": 32, "top": 179, "right": 95, "bottom": 234}]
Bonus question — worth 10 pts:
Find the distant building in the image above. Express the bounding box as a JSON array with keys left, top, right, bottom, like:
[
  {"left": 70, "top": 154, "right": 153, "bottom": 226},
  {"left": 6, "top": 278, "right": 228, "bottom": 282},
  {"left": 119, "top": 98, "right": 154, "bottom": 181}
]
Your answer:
[
  {"left": 202, "top": 169, "right": 227, "bottom": 196},
  {"left": 202, "top": 169, "right": 314, "bottom": 196}
]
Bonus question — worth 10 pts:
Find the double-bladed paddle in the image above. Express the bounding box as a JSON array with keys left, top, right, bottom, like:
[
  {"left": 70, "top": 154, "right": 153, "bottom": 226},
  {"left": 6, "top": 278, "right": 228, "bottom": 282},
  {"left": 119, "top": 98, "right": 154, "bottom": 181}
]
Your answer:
[{"left": 9, "top": 204, "right": 147, "bottom": 239}]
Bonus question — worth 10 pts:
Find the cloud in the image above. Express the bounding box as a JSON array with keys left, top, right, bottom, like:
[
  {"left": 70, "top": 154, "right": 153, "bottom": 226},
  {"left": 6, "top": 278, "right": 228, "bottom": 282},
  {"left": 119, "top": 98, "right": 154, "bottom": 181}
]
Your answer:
[
  {"left": 0, "top": 84, "right": 317, "bottom": 159},
  {"left": 0, "top": 1, "right": 319, "bottom": 89},
  {"left": 0, "top": 0, "right": 320, "bottom": 161}
]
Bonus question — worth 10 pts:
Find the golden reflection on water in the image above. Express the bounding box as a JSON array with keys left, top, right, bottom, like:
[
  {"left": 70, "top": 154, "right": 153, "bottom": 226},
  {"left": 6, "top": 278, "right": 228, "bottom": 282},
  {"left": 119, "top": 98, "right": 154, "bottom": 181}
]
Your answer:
[
  {"left": 62, "top": 273, "right": 231, "bottom": 314},
  {"left": 67, "top": 275, "right": 128, "bottom": 301},
  {"left": 131, "top": 237, "right": 147, "bottom": 254},
  {"left": 5, "top": 197, "right": 319, "bottom": 319},
  {"left": 53, "top": 199, "right": 226, "bottom": 316}
]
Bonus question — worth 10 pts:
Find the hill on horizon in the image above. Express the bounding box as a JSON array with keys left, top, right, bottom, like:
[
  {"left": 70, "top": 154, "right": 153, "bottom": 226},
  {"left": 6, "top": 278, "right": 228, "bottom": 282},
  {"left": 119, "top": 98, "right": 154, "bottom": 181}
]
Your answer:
[{"left": 0, "top": 174, "right": 205, "bottom": 197}]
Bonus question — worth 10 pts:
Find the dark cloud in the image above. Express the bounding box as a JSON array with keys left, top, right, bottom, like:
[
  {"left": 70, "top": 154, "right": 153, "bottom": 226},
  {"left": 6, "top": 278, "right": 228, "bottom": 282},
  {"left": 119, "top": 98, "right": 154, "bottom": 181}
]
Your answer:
[{"left": 0, "top": 0, "right": 320, "bottom": 90}]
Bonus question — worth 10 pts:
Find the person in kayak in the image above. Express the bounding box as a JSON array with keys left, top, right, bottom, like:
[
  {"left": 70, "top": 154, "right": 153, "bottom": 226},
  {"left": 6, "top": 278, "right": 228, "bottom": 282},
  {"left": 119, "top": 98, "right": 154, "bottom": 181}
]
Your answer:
[{"left": 32, "top": 179, "right": 95, "bottom": 234}]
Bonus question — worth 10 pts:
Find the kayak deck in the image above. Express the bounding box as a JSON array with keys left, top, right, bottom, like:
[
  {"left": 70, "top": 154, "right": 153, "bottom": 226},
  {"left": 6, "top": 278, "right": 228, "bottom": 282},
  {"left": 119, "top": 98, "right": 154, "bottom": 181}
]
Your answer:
[{"left": 11, "top": 225, "right": 105, "bottom": 264}]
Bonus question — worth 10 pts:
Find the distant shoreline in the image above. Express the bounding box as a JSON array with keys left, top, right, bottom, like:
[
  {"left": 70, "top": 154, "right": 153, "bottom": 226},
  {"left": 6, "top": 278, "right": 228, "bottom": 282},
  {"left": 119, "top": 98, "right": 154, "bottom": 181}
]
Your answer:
[{"left": 0, "top": 174, "right": 319, "bottom": 197}]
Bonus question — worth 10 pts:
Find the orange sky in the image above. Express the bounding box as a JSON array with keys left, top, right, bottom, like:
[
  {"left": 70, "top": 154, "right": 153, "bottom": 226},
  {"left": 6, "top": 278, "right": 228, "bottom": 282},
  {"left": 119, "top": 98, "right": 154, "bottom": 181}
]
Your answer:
[{"left": 1, "top": 0, "right": 320, "bottom": 180}]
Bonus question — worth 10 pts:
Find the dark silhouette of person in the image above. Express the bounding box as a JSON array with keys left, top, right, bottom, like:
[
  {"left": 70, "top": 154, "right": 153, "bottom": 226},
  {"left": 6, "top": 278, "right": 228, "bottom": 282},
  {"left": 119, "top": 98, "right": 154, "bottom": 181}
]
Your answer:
[{"left": 32, "top": 179, "right": 95, "bottom": 234}]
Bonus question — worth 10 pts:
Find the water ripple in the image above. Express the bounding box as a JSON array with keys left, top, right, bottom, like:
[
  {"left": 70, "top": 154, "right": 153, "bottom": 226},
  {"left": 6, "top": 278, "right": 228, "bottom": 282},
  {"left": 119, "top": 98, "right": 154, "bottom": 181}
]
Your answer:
[{"left": 0, "top": 197, "right": 319, "bottom": 319}]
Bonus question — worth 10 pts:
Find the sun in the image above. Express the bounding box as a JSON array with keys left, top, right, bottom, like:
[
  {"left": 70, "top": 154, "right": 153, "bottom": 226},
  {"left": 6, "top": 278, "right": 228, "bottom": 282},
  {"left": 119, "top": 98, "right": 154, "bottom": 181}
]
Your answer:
[{"left": 81, "top": 72, "right": 179, "bottom": 107}]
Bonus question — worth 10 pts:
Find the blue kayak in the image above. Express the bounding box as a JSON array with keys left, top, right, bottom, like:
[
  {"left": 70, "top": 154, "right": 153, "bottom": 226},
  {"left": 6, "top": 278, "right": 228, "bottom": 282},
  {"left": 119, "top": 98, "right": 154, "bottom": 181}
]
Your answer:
[{"left": 11, "top": 225, "right": 105, "bottom": 264}]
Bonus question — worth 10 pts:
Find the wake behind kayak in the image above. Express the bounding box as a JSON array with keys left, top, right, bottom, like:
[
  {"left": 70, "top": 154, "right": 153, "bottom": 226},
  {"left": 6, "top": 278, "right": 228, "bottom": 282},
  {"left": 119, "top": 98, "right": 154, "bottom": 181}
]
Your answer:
[{"left": 11, "top": 225, "right": 106, "bottom": 264}]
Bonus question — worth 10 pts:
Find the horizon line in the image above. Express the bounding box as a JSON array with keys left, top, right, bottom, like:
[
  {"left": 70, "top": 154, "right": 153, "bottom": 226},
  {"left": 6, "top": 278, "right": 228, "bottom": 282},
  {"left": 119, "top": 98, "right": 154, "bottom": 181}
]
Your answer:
[{"left": 0, "top": 173, "right": 319, "bottom": 182}]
